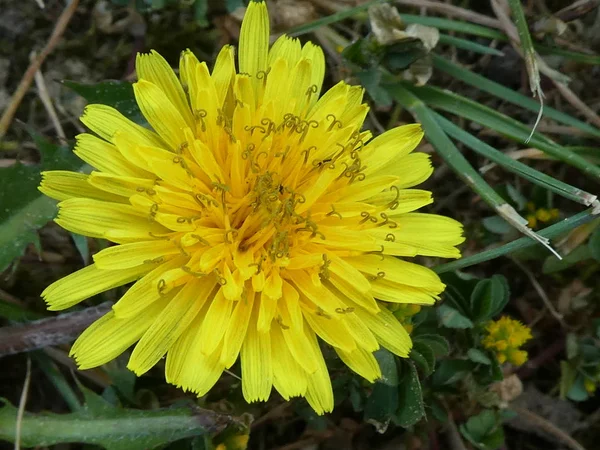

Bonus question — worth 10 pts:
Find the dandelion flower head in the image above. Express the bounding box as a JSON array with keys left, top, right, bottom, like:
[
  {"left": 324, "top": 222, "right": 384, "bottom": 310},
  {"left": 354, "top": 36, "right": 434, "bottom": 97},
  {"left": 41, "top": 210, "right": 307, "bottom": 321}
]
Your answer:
[{"left": 39, "top": 1, "right": 464, "bottom": 414}]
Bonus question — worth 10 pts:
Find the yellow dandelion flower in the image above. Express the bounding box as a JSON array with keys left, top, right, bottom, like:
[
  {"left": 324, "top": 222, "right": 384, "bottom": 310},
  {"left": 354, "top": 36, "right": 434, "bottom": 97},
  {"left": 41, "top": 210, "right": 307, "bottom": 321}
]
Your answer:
[
  {"left": 39, "top": 1, "right": 464, "bottom": 414},
  {"left": 482, "top": 317, "right": 532, "bottom": 366}
]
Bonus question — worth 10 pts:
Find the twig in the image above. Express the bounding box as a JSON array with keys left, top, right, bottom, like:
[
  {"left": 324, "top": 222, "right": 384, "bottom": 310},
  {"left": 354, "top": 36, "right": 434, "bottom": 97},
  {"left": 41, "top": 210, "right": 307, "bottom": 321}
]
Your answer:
[
  {"left": 31, "top": 52, "right": 65, "bottom": 140},
  {"left": 552, "top": 81, "right": 600, "bottom": 128},
  {"left": 511, "top": 258, "right": 566, "bottom": 326},
  {"left": 445, "top": 410, "right": 468, "bottom": 450},
  {"left": 491, "top": 0, "right": 600, "bottom": 128},
  {"left": 0, "top": 288, "right": 25, "bottom": 307},
  {"left": 0, "top": 0, "right": 79, "bottom": 139},
  {"left": 395, "top": 0, "right": 502, "bottom": 29},
  {"left": 0, "top": 302, "right": 111, "bottom": 357},
  {"left": 510, "top": 405, "right": 587, "bottom": 450},
  {"left": 14, "top": 357, "right": 31, "bottom": 450}
]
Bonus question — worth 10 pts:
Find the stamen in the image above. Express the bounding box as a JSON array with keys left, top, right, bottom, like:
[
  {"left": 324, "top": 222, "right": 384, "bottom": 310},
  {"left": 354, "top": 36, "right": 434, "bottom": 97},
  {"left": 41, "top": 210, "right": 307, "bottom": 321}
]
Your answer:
[
  {"left": 326, "top": 114, "right": 343, "bottom": 131},
  {"left": 181, "top": 266, "right": 207, "bottom": 277}
]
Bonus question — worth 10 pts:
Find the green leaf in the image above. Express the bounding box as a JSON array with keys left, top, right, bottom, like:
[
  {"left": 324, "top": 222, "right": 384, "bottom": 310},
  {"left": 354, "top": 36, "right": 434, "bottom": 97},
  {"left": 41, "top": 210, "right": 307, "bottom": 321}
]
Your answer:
[
  {"left": 542, "top": 244, "right": 591, "bottom": 274},
  {"left": 589, "top": 227, "right": 600, "bottom": 261},
  {"left": 0, "top": 393, "right": 240, "bottom": 449},
  {"left": 396, "top": 361, "right": 425, "bottom": 428},
  {"left": 470, "top": 275, "right": 509, "bottom": 322},
  {"left": 412, "top": 334, "right": 450, "bottom": 357},
  {"left": 560, "top": 361, "right": 578, "bottom": 399},
  {"left": 483, "top": 216, "right": 513, "bottom": 235},
  {"left": 566, "top": 375, "right": 589, "bottom": 402},
  {"left": 410, "top": 341, "right": 435, "bottom": 376},
  {"left": 63, "top": 80, "right": 144, "bottom": 124},
  {"left": 374, "top": 348, "right": 398, "bottom": 386},
  {"left": 365, "top": 349, "right": 399, "bottom": 431},
  {"left": 356, "top": 69, "right": 392, "bottom": 107},
  {"left": 0, "top": 133, "right": 81, "bottom": 272},
  {"left": 467, "top": 349, "right": 492, "bottom": 366},
  {"left": 437, "top": 303, "right": 474, "bottom": 329},
  {"left": 432, "top": 359, "right": 474, "bottom": 386},
  {"left": 459, "top": 409, "right": 504, "bottom": 450}
]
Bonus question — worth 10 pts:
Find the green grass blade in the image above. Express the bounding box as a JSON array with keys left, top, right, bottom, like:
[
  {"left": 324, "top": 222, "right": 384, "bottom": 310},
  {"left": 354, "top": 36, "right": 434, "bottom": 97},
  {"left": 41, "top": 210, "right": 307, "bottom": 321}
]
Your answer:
[
  {"left": 32, "top": 352, "right": 82, "bottom": 411},
  {"left": 287, "top": 0, "right": 384, "bottom": 36},
  {"left": 438, "top": 34, "right": 504, "bottom": 56},
  {"left": 401, "top": 14, "right": 506, "bottom": 40},
  {"left": 432, "top": 112, "right": 597, "bottom": 207},
  {"left": 389, "top": 85, "right": 505, "bottom": 207},
  {"left": 536, "top": 44, "right": 600, "bottom": 65},
  {"left": 506, "top": 0, "right": 540, "bottom": 94},
  {"left": 431, "top": 55, "right": 600, "bottom": 138},
  {"left": 434, "top": 209, "right": 597, "bottom": 273},
  {"left": 388, "top": 84, "right": 559, "bottom": 255},
  {"left": 403, "top": 83, "right": 600, "bottom": 180}
]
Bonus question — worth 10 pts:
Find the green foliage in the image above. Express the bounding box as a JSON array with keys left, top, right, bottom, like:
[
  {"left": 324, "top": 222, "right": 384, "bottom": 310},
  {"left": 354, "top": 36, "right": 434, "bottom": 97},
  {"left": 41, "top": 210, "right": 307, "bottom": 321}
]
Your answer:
[
  {"left": 63, "top": 80, "right": 143, "bottom": 124},
  {"left": 560, "top": 328, "right": 600, "bottom": 401},
  {"left": 0, "top": 384, "right": 241, "bottom": 449},
  {"left": 0, "top": 132, "right": 81, "bottom": 272},
  {"left": 459, "top": 409, "right": 505, "bottom": 450}
]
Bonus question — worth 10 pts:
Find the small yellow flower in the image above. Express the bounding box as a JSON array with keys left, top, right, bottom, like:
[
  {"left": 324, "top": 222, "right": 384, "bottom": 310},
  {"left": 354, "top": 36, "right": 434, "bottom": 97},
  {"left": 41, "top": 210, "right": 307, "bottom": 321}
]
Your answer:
[
  {"left": 584, "top": 378, "right": 597, "bottom": 395},
  {"left": 38, "top": 1, "right": 463, "bottom": 414},
  {"left": 482, "top": 317, "right": 532, "bottom": 366},
  {"left": 535, "top": 208, "right": 552, "bottom": 223}
]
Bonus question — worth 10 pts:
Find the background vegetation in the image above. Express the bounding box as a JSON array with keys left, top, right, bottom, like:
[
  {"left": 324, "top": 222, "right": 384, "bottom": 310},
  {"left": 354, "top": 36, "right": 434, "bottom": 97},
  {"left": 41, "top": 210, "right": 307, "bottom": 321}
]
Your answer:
[{"left": 1, "top": 0, "right": 600, "bottom": 449}]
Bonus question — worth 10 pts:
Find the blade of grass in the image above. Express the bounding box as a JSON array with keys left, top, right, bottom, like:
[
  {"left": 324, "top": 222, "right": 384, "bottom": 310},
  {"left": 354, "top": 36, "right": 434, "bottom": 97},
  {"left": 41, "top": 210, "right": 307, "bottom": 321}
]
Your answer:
[
  {"left": 536, "top": 44, "right": 600, "bottom": 65},
  {"left": 287, "top": 0, "right": 384, "bottom": 36},
  {"left": 431, "top": 55, "right": 600, "bottom": 139},
  {"left": 401, "top": 83, "right": 600, "bottom": 180},
  {"left": 32, "top": 352, "right": 81, "bottom": 411},
  {"left": 505, "top": 0, "right": 544, "bottom": 140},
  {"left": 438, "top": 34, "right": 504, "bottom": 56},
  {"left": 388, "top": 83, "right": 560, "bottom": 258},
  {"left": 434, "top": 208, "right": 597, "bottom": 273},
  {"left": 432, "top": 112, "right": 598, "bottom": 207},
  {"left": 401, "top": 14, "right": 506, "bottom": 40}
]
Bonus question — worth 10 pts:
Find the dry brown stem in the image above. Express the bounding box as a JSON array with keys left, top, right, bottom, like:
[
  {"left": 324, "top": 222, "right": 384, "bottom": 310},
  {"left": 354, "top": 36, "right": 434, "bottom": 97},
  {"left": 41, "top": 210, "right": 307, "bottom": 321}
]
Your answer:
[
  {"left": 0, "top": 302, "right": 110, "bottom": 357},
  {"left": 0, "top": 0, "right": 80, "bottom": 139}
]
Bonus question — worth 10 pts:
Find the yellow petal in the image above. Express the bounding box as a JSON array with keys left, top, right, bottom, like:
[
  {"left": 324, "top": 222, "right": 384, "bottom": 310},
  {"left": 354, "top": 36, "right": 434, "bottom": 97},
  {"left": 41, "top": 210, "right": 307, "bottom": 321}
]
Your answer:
[
  {"left": 303, "top": 309, "right": 356, "bottom": 352},
  {"left": 345, "top": 255, "right": 445, "bottom": 290},
  {"left": 301, "top": 42, "right": 325, "bottom": 107},
  {"left": 271, "top": 325, "right": 308, "bottom": 400},
  {"left": 71, "top": 296, "right": 169, "bottom": 369},
  {"left": 199, "top": 287, "right": 233, "bottom": 355},
  {"left": 212, "top": 45, "right": 236, "bottom": 106},
  {"left": 167, "top": 318, "right": 225, "bottom": 395},
  {"left": 221, "top": 290, "right": 255, "bottom": 368},
  {"left": 88, "top": 172, "right": 155, "bottom": 198},
  {"left": 42, "top": 263, "right": 151, "bottom": 311},
  {"left": 241, "top": 302, "right": 273, "bottom": 402},
  {"left": 39, "top": 171, "right": 125, "bottom": 203},
  {"left": 352, "top": 304, "right": 412, "bottom": 357},
  {"left": 335, "top": 347, "right": 381, "bottom": 382},
  {"left": 93, "top": 240, "right": 182, "bottom": 270},
  {"left": 257, "top": 291, "right": 278, "bottom": 333},
  {"left": 80, "top": 104, "right": 164, "bottom": 148},
  {"left": 56, "top": 198, "right": 165, "bottom": 241},
  {"left": 392, "top": 213, "right": 464, "bottom": 258},
  {"left": 238, "top": 0, "right": 270, "bottom": 90},
  {"left": 304, "top": 327, "right": 334, "bottom": 415},
  {"left": 361, "top": 124, "right": 424, "bottom": 176},
  {"left": 133, "top": 79, "right": 188, "bottom": 150},
  {"left": 136, "top": 50, "right": 194, "bottom": 128},
  {"left": 74, "top": 133, "right": 151, "bottom": 177},
  {"left": 112, "top": 256, "right": 187, "bottom": 318},
  {"left": 128, "top": 277, "right": 212, "bottom": 375}
]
